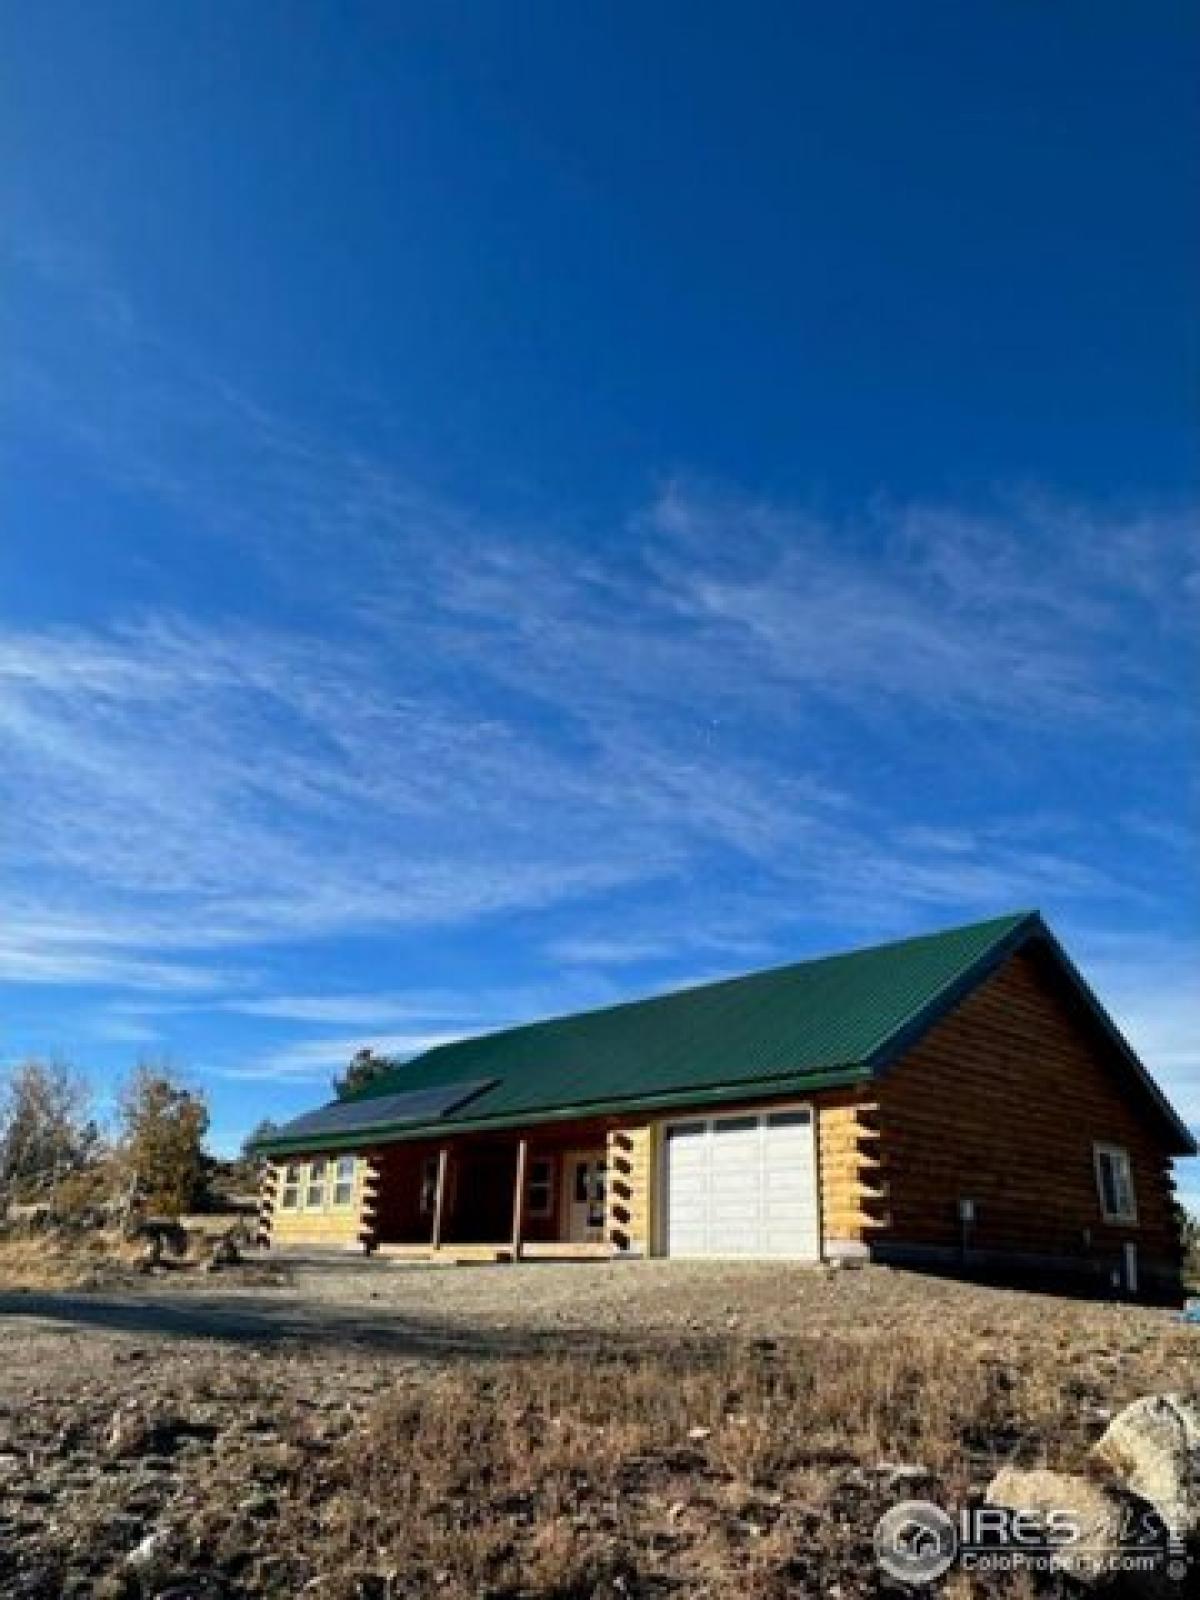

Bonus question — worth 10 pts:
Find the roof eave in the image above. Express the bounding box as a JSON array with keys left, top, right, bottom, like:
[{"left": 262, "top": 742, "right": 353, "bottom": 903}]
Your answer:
[{"left": 1031, "top": 921, "right": 1198, "bottom": 1158}]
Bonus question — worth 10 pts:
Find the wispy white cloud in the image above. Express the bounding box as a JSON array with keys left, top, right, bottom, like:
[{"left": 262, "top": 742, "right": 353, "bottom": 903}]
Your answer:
[
  {"left": 218, "top": 1031, "right": 477, "bottom": 1084},
  {"left": 1, "top": 241, "right": 1195, "bottom": 1157},
  {"left": 88, "top": 1013, "right": 164, "bottom": 1046},
  {"left": 0, "top": 483, "right": 1187, "bottom": 993}
]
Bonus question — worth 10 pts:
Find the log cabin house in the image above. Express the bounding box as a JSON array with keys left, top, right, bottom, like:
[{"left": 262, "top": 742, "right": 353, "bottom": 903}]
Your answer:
[{"left": 252, "top": 912, "right": 1196, "bottom": 1300}]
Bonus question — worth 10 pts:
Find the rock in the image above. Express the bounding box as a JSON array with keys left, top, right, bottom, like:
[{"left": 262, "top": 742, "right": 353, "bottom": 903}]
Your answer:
[
  {"left": 126, "top": 1529, "right": 169, "bottom": 1568},
  {"left": 105, "top": 1408, "right": 218, "bottom": 1460},
  {"left": 687, "top": 1425, "right": 712, "bottom": 1442},
  {"left": 206, "top": 1234, "right": 241, "bottom": 1271},
  {"left": 106, "top": 1408, "right": 154, "bottom": 1459},
  {"left": 986, "top": 1465, "right": 1136, "bottom": 1582},
  {"left": 93, "top": 1577, "right": 136, "bottom": 1600},
  {"left": 1090, "top": 1394, "right": 1200, "bottom": 1540},
  {"left": 875, "top": 1461, "right": 933, "bottom": 1491}
]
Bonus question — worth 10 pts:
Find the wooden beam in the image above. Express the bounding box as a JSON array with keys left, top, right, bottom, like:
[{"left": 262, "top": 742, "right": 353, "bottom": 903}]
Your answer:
[
  {"left": 430, "top": 1147, "right": 449, "bottom": 1250},
  {"left": 511, "top": 1138, "right": 528, "bottom": 1261}
]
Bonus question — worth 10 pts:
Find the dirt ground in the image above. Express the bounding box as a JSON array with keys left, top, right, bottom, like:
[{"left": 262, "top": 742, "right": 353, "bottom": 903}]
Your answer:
[{"left": 1, "top": 1257, "right": 1196, "bottom": 1598}]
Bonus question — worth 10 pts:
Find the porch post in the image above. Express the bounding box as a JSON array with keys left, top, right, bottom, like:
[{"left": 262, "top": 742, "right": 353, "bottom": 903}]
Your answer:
[
  {"left": 430, "top": 1146, "right": 449, "bottom": 1251},
  {"left": 510, "top": 1137, "right": 528, "bottom": 1262}
]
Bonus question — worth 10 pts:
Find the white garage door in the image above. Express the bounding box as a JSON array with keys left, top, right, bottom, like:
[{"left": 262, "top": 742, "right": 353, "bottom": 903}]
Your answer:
[{"left": 662, "top": 1109, "right": 819, "bottom": 1259}]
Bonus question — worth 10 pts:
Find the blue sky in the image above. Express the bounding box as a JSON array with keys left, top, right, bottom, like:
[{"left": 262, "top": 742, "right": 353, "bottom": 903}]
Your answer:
[{"left": 1, "top": 3, "right": 1196, "bottom": 1200}]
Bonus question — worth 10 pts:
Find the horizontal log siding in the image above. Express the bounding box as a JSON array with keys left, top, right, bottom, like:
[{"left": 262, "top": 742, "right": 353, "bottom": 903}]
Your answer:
[
  {"left": 266, "top": 1156, "right": 368, "bottom": 1250},
  {"left": 874, "top": 949, "right": 1182, "bottom": 1287}
]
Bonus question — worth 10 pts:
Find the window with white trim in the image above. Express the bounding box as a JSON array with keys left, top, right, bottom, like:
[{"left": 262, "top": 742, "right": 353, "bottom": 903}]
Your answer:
[
  {"left": 305, "top": 1156, "right": 329, "bottom": 1210},
  {"left": 332, "top": 1155, "right": 356, "bottom": 1208},
  {"left": 280, "top": 1162, "right": 301, "bottom": 1210},
  {"left": 526, "top": 1156, "right": 555, "bottom": 1218},
  {"left": 1093, "top": 1144, "right": 1137, "bottom": 1224},
  {"left": 418, "top": 1155, "right": 439, "bottom": 1216}
]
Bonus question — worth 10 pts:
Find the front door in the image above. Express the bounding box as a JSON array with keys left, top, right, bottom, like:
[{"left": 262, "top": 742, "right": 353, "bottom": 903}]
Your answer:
[{"left": 563, "top": 1151, "right": 607, "bottom": 1241}]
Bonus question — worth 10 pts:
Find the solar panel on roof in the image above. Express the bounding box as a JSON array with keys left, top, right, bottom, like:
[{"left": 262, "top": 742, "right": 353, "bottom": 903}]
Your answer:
[{"left": 270, "top": 1078, "right": 496, "bottom": 1142}]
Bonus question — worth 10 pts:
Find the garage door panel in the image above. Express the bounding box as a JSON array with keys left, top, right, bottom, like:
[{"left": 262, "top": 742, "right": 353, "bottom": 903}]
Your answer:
[{"left": 663, "top": 1108, "right": 818, "bottom": 1260}]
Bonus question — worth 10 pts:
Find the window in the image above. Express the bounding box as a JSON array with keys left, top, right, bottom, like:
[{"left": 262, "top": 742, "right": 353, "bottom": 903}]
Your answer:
[
  {"left": 767, "top": 1110, "right": 811, "bottom": 1128},
  {"left": 280, "top": 1162, "right": 301, "bottom": 1210},
  {"left": 305, "top": 1157, "right": 328, "bottom": 1210},
  {"left": 333, "top": 1155, "right": 356, "bottom": 1208},
  {"left": 418, "top": 1155, "right": 440, "bottom": 1216},
  {"left": 588, "top": 1159, "right": 607, "bottom": 1228},
  {"left": 1094, "top": 1144, "right": 1137, "bottom": 1224},
  {"left": 526, "top": 1156, "right": 554, "bottom": 1218},
  {"left": 573, "top": 1157, "right": 607, "bottom": 1226}
]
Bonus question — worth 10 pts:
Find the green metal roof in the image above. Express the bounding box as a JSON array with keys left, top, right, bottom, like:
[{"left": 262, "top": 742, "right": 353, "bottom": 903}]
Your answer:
[{"left": 255, "top": 911, "right": 1196, "bottom": 1157}]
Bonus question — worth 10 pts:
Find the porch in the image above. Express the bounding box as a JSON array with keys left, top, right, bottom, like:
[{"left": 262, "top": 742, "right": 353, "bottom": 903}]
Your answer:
[{"left": 363, "top": 1119, "right": 615, "bottom": 1261}]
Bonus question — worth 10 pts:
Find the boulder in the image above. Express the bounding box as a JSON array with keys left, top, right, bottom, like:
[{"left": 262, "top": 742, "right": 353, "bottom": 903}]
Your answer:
[
  {"left": 1090, "top": 1393, "right": 1200, "bottom": 1541},
  {"left": 127, "top": 1218, "right": 189, "bottom": 1257},
  {"left": 204, "top": 1232, "right": 242, "bottom": 1272},
  {"left": 986, "top": 1465, "right": 1136, "bottom": 1582}
]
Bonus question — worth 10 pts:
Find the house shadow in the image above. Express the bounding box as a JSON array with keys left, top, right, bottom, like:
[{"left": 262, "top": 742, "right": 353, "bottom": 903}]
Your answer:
[{"left": 0, "top": 1282, "right": 730, "bottom": 1366}]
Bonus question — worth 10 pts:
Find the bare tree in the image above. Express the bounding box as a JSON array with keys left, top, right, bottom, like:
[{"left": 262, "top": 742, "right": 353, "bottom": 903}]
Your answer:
[{"left": 0, "top": 1059, "right": 97, "bottom": 1201}]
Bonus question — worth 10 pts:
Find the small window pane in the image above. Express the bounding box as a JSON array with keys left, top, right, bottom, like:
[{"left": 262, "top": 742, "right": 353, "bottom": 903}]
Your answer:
[
  {"left": 1099, "top": 1156, "right": 1119, "bottom": 1216},
  {"left": 526, "top": 1156, "right": 554, "bottom": 1218},
  {"left": 768, "top": 1110, "right": 811, "bottom": 1128},
  {"left": 333, "top": 1156, "right": 356, "bottom": 1207},
  {"left": 305, "top": 1157, "right": 328, "bottom": 1208},
  {"left": 1095, "top": 1146, "right": 1136, "bottom": 1222}
]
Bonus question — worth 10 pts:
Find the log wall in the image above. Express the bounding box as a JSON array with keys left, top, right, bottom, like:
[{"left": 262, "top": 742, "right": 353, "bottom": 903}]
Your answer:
[
  {"left": 816, "top": 1088, "right": 889, "bottom": 1258},
  {"left": 607, "top": 1122, "right": 656, "bottom": 1255},
  {"left": 873, "top": 948, "right": 1183, "bottom": 1294}
]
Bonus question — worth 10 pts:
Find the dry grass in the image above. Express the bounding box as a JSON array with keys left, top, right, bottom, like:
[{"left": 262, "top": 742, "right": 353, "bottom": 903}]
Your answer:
[
  {"left": 162, "top": 1333, "right": 1130, "bottom": 1597},
  {"left": 3, "top": 1264, "right": 1194, "bottom": 1597},
  {"left": 0, "top": 1223, "right": 269, "bottom": 1291},
  {"left": 0, "top": 1229, "right": 146, "bottom": 1290}
]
